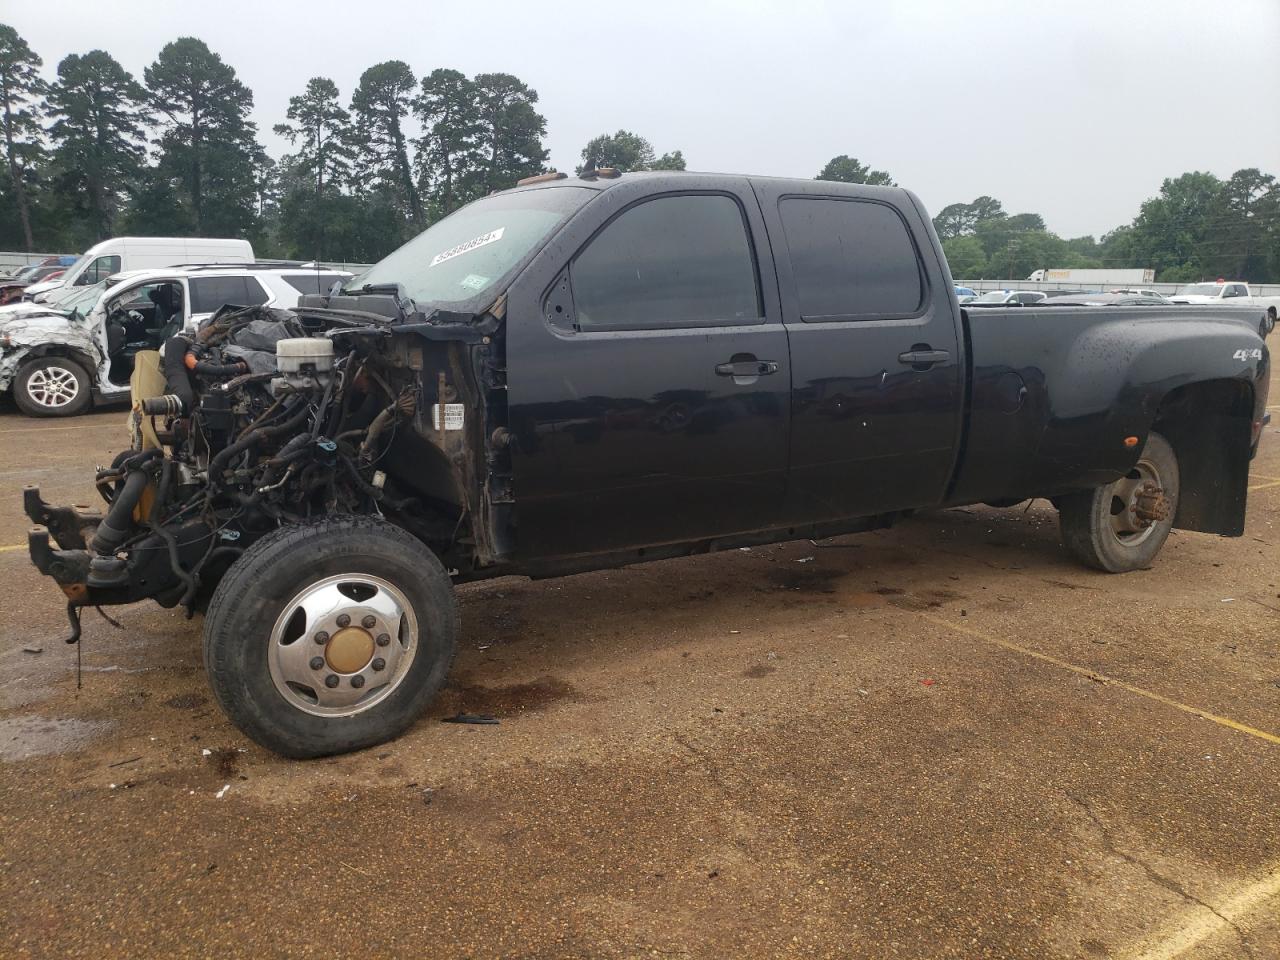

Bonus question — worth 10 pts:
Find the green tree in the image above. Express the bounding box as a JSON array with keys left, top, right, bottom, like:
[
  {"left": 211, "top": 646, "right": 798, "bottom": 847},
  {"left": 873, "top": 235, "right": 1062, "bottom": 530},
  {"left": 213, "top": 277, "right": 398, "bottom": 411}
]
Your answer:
[
  {"left": 414, "top": 68, "right": 482, "bottom": 218},
  {"left": 0, "top": 24, "right": 45, "bottom": 250},
  {"left": 471, "top": 73, "right": 547, "bottom": 195},
  {"left": 815, "top": 155, "right": 895, "bottom": 186},
  {"left": 941, "top": 235, "right": 986, "bottom": 279},
  {"left": 351, "top": 61, "right": 423, "bottom": 226},
  {"left": 968, "top": 195, "right": 1004, "bottom": 223},
  {"left": 575, "top": 130, "right": 685, "bottom": 174},
  {"left": 1126, "top": 171, "right": 1223, "bottom": 279},
  {"left": 273, "top": 77, "right": 354, "bottom": 199},
  {"left": 650, "top": 150, "right": 686, "bottom": 171},
  {"left": 933, "top": 202, "right": 976, "bottom": 240},
  {"left": 45, "top": 50, "right": 147, "bottom": 243},
  {"left": 144, "top": 37, "right": 263, "bottom": 236},
  {"left": 1210, "top": 168, "right": 1278, "bottom": 280}
]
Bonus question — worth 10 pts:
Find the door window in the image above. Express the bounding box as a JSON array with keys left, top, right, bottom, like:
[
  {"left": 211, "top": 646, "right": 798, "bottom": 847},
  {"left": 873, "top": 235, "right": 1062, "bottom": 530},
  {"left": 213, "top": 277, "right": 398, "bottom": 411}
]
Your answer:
[
  {"left": 570, "top": 194, "right": 761, "bottom": 330},
  {"left": 779, "top": 198, "right": 924, "bottom": 320},
  {"left": 77, "top": 255, "right": 121, "bottom": 286},
  {"left": 188, "top": 276, "right": 270, "bottom": 314}
]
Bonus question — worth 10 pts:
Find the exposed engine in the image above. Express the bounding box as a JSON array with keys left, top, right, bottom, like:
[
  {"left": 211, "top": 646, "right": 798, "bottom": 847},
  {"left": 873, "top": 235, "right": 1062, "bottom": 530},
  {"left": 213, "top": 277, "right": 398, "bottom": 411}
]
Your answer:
[{"left": 25, "top": 295, "right": 512, "bottom": 622}]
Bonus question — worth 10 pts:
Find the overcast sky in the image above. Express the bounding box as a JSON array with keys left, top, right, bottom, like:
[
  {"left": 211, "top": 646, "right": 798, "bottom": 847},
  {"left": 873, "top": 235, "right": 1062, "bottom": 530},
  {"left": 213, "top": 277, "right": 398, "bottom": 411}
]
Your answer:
[{"left": 9, "top": 0, "right": 1280, "bottom": 238}]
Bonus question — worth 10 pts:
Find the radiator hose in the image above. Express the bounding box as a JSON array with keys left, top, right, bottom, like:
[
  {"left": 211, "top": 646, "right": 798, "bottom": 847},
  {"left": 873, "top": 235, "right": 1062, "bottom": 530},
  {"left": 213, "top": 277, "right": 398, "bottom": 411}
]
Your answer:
[{"left": 90, "top": 468, "right": 150, "bottom": 555}]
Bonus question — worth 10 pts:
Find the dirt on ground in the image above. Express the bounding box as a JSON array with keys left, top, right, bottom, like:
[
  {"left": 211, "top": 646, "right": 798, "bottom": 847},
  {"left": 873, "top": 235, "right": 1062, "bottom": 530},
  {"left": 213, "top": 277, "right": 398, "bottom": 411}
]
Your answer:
[{"left": 0, "top": 373, "right": 1278, "bottom": 959}]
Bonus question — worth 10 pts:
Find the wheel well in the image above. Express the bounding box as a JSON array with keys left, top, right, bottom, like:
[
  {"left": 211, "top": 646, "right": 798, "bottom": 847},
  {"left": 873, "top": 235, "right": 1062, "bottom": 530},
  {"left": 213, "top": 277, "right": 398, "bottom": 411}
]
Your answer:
[
  {"left": 21, "top": 345, "right": 96, "bottom": 376},
  {"left": 1151, "top": 379, "right": 1253, "bottom": 535}
]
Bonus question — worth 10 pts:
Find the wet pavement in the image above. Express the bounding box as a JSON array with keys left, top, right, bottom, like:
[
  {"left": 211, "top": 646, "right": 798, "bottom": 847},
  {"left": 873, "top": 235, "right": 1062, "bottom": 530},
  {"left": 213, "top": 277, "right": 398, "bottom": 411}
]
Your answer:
[{"left": 0, "top": 375, "right": 1278, "bottom": 958}]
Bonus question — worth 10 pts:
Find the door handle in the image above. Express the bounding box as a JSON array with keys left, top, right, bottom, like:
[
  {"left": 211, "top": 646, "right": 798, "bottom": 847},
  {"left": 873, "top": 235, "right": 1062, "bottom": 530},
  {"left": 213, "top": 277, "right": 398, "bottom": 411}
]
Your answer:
[
  {"left": 715, "top": 359, "right": 779, "bottom": 378},
  {"left": 897, "top": 347, "right": 950, "bottom": 369}
]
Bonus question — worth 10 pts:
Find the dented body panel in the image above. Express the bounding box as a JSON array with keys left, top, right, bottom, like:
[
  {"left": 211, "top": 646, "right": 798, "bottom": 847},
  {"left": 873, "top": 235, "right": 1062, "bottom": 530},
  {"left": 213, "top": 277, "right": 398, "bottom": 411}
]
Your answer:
[{"left": 0, "top": 309, "right": 103, "bottom": 394}]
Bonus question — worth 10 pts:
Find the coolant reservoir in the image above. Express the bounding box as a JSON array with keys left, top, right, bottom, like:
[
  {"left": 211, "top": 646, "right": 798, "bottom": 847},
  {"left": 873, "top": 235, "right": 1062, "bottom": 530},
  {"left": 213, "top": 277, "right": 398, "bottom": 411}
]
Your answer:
[{"left": 276, "top": 338, "right": 334, "bottom": 374}]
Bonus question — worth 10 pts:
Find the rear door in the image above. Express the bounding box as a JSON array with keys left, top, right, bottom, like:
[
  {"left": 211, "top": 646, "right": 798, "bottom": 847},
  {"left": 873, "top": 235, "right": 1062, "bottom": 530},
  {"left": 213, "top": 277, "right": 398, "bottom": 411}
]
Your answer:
[
  {"left": 506, "top": 181, "right": 791, "bottom": 557},
  {"left": 752, "top": 182, "right": 963, "bottom": 523}
]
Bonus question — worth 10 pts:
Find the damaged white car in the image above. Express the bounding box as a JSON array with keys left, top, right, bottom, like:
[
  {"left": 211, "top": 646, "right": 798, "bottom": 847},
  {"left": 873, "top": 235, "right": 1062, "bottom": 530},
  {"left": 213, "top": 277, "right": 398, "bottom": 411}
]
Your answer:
[{"left": 0, "top": 264, "right": 352, "bottom": 417}]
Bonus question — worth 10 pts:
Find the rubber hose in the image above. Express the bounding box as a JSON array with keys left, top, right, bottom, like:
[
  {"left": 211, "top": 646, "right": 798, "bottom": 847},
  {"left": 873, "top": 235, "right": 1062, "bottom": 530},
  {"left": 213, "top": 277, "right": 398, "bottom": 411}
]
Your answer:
[
  {"left": 90, "top": 469, "right": 150, "bottom": 555},
  {"left": 162, "top": 336, "right": 195, "bottom": 413}
]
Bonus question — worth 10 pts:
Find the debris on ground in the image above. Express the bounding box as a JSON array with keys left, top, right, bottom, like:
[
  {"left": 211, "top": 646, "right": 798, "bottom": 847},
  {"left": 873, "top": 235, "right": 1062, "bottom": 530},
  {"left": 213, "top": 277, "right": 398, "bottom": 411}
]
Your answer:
[
  {"left": 21, "top": 646, "right": 42, "bottom": 655},
  {"left": 442, "top": 713, "right": 499, "bottom": 725},
  {"left": 215, "top": 784, "right": 230, "bottom": 799}
]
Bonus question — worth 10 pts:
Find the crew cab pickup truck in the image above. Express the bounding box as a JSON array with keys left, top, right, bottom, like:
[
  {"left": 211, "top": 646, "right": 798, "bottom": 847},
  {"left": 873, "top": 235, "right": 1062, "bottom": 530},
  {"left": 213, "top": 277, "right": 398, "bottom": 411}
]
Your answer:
[
  {"left": 24, "top": 171, "right": 1273, "bottom": 758},
  {"left": 1171, "top": 281, "right": 1280, "bottom": 312}
]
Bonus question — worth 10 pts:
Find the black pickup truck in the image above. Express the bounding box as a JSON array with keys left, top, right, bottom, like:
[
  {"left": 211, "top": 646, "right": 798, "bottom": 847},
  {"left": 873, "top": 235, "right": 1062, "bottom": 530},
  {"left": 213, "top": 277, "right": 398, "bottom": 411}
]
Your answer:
[{"left": 24, "top": 171, "right": 1273, "bottom": 757}]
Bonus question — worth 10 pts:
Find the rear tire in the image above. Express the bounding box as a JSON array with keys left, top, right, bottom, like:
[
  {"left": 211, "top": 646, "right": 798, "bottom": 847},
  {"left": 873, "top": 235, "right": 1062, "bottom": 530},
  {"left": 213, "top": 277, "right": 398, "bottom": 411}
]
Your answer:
[
  {"left": 203, "top": 516, "right": 457, "bottom": 758},
  {"left": 13, "top": 357, "right": 92, "bottom": 417},
  {"left": 1058, "top": 432, "right": 1179, "bottom": 572}
]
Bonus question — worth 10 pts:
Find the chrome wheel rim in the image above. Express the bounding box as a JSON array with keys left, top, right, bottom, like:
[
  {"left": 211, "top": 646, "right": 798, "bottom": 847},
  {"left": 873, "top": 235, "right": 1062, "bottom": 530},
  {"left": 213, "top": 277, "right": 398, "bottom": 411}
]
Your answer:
[
  {"left": 267, "top": 573, "right": 418, "bottom": 718},
  {"left": 27, "top": 365, "right": 80, "bottom": 408},
  {"left": 1107, "top": 457, "right": 1167, "bottom": 546}
]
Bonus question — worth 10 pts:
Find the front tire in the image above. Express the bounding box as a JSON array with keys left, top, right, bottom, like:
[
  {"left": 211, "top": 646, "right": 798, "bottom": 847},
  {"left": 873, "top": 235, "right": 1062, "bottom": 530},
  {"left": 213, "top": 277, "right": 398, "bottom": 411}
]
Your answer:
[
  {"left": 1058, "top": 432, "right": 1179, "bottom": 573},
  {"left": 203, "top": 516, "right": 458, "bottom": 758},
  {"left": 14, "top": 357, "right": 92, "bottom": 417}
]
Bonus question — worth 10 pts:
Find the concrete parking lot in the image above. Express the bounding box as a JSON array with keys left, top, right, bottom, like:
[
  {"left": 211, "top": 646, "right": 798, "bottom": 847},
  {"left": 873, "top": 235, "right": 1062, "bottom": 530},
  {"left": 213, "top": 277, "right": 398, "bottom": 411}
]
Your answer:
[{"left": 1, "top": 373, "right": 1278, "bottom": 959}]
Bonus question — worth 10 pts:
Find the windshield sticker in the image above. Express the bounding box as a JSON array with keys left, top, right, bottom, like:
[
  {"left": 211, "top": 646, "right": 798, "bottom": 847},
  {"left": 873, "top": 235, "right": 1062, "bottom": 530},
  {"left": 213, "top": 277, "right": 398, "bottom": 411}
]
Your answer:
[
  {"left": 430, "top": 228, "right": 505, "bottom": 268},
  {"left": 459, "top": 273, "right": 490, "bottom": 291}
]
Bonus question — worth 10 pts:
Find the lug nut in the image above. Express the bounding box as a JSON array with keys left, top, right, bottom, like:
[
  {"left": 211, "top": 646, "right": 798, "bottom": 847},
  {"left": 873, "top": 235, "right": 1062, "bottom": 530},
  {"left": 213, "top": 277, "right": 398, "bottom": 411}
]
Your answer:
[
  {"left": 376, "top": 633, "right": 390, "bottom": 647},
  {"left": 362, "top": 615, "right": 376, "bottom": 629},
  {"left": 314, "top": 631, "right": 329, "bottom": 645},
  {"left": 324, "top": 674, "right": 339, "bottom": 688},
  {"left": 371, "top": 658, "right": 386, "bottom": 672},
  {"left": 336, "top": 613, "right": 351, "bottom": 628},
  {"left": 350, "top": 675, "right": 366, "bottom": 689},
  {"left": 310, "top": 656, "right": 325, "bottom": 670}
]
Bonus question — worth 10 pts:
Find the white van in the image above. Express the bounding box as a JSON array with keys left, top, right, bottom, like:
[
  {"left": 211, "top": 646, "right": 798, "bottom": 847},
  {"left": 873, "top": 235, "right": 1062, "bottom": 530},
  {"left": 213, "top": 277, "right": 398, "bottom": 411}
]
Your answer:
[{"left": 24, "top": 237, "right": 255, "bottom": 300}]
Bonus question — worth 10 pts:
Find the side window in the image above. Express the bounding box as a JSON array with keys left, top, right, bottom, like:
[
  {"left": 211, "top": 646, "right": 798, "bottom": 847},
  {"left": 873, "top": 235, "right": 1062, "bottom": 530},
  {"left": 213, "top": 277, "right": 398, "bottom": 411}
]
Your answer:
[
  {"left": 242, "top": 277, "right": 270, "bottom": 307},
  {"left": 79, "top": 255, "right": 121, "bottom": 285},
  {"left": 1226, "top": 285, "right": 1246, "bottom": 298},
  {"left": 779, "top": 198, "right": 924, "bottom": 320},
  {"left": 279, "top": 273, "right": 348, "bottom": 296},
  {"left": 189, "top": 276, "right": 267, "bottom": 313},
  {"left": 570, "top": 194, "right": 761, "bottom": 330}
]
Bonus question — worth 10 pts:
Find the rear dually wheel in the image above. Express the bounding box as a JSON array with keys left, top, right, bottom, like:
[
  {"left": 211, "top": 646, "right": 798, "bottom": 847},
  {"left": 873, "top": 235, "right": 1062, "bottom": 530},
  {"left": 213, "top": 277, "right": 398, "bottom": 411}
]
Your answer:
[{"left": 1057, "top": 431, "right": 1179, "bottom": 573}]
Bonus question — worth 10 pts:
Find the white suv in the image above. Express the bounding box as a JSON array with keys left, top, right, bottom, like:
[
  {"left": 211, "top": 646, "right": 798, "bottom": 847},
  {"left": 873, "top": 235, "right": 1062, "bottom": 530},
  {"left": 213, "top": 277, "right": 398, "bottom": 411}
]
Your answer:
[{"left": 0, "top": 263, "right": 353, "bottom": 417}]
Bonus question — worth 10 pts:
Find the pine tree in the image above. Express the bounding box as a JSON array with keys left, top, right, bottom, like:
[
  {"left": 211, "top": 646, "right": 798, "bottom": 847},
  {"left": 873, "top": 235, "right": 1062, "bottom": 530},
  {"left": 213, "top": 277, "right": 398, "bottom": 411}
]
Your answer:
[
  {"left": 0, "top": 24, "right": 46, "bottom": 250},
  {"left": 46, "top": 50, "right": 147, "bottom": 242}
]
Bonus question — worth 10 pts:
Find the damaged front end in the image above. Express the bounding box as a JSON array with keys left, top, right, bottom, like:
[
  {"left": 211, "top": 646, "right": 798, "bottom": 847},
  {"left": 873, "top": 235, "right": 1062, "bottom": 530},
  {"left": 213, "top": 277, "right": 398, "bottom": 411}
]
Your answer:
[{"left": 25, "top": 292, "right": 514, "bottom": 623}]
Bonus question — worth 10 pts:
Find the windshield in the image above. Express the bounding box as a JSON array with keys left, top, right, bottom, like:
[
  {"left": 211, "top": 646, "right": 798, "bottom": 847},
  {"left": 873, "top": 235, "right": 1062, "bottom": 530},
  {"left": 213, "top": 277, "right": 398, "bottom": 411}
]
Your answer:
[
  {"left": 977, "top": 291, "right": 1009, "bottom": 302},
  {"left": 1179, "top": 284, "right": 1223, "bottom": 297},
  {"left": 57, "top": 280, "right": 107, "bottom": 317},
  {"left": 346, "top": 187, "right": 595, "bottom": 305}
]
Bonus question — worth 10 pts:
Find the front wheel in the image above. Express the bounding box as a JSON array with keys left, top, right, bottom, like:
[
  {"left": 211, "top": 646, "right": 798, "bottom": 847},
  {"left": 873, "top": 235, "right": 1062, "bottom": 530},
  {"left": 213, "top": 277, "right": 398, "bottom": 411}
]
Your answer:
[
  {"left": 13, "top": 357, "right": 92, "bottom": 417},
  {"left": 1057, "top": 432, "right": 1179, "bottom": 573},
  {"left": 203, "top": 516, "right": 458, "bottom": 758}
]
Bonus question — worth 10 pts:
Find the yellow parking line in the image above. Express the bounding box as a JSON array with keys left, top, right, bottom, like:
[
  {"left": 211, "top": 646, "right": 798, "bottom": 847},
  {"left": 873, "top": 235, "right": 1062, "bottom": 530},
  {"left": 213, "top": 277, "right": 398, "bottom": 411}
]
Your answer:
[
  {"left": 916, "top": 612, "right": 1280, "bottom": 747},
  {"left": 1122, "top": 865, "right": 1280, "bottom": 960},
  {"left": 0, "top": 544, "right": 24, "bottom": 553},
  {"left": 1248, "top": 478, "right": 1280, "bottom": 492}
]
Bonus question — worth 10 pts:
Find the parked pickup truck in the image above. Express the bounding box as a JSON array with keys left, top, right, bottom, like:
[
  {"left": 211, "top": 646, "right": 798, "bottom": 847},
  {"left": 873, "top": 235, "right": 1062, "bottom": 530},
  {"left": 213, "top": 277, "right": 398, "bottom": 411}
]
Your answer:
[
  {"left": 24, "top": 171, "right": 1273, "bottom": 758},
  {"left": 1171, "top": 281, "right": 1280, "bottom": 312}
]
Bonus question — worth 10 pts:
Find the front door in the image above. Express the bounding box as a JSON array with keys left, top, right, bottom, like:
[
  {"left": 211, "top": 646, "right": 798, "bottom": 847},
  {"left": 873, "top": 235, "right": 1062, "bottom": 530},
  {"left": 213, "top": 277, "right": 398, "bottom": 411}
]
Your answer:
[
  {"left": 752, "top": 182, "right": 963, "bottom": 523},
  {"left": 507, "top": 185, "right": 791, "bottom": 558}
]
